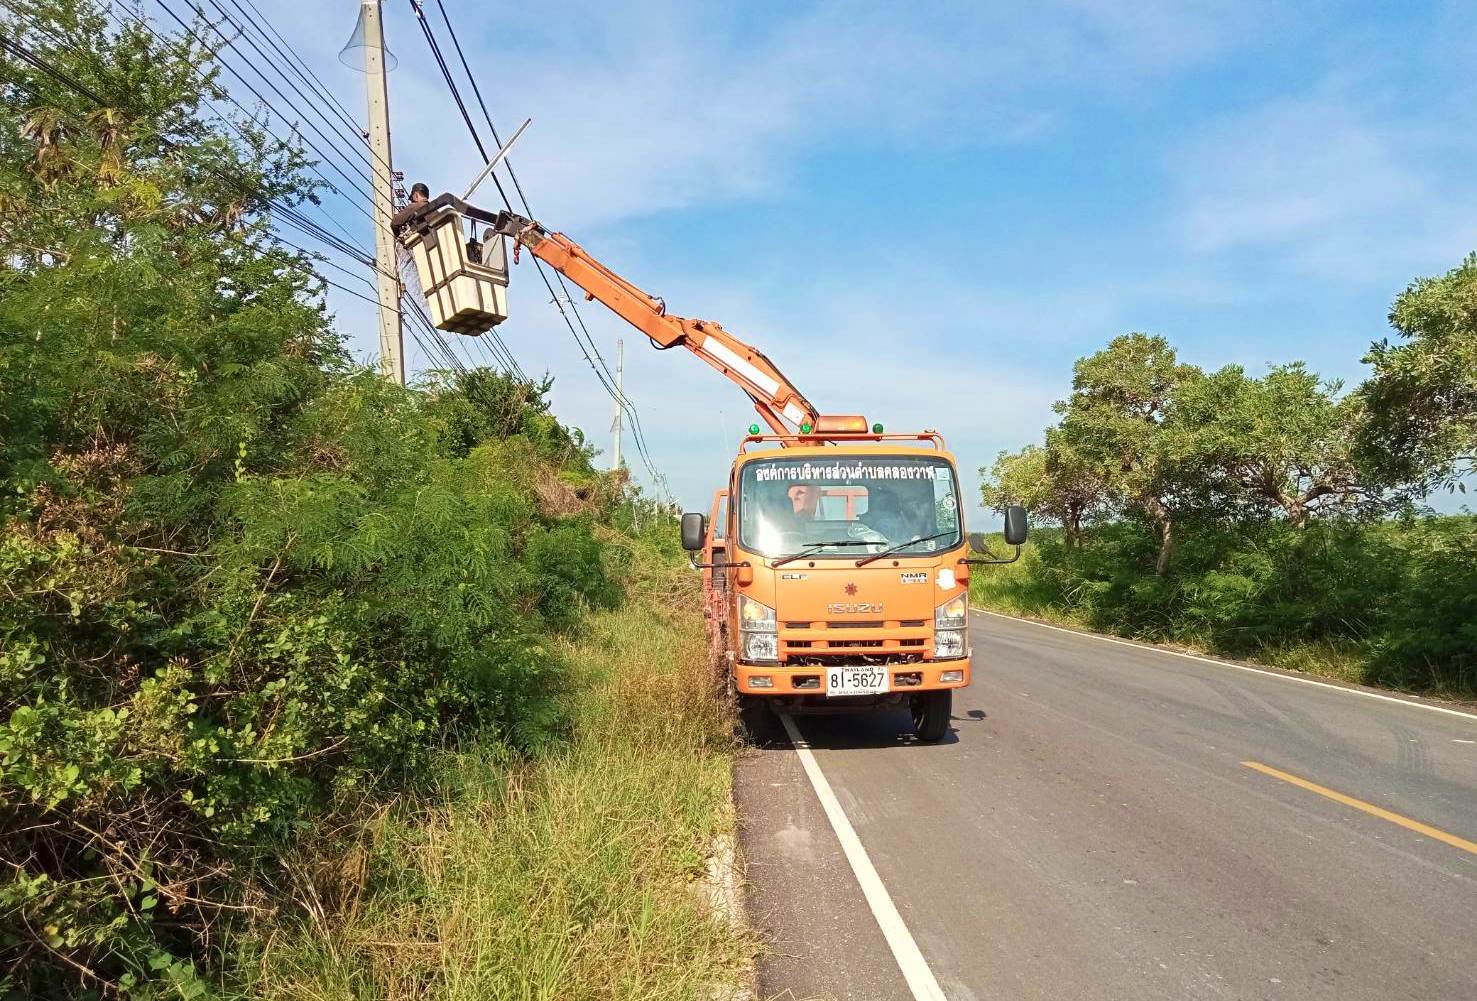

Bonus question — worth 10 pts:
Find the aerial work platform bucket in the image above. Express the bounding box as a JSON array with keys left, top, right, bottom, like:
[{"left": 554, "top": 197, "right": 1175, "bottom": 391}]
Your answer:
[{"left": 395, "top": 194, "right": 509, "bottom": 336}]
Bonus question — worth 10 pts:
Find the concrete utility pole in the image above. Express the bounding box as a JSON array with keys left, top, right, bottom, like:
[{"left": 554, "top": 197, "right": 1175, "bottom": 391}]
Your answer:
[
  {"left": 361, "top": 0, "right": 403, "bottom": 384},
  {"left": 611, "top": 338, "right": 625, "bottom": 470}
]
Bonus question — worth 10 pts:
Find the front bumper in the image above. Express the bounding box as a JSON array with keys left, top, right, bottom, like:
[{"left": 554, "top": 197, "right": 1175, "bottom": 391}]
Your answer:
[{"left": 734, "top": 659, "right": 970, "bottom": 697}]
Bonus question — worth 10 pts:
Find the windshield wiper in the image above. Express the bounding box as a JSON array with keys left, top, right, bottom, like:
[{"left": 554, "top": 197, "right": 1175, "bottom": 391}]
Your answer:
[
  {"left": 854, "top": 531, "right": 956, "bottom": 567},
  {"left": 771, "top": 539, "right": 874, "bottom": 568}
]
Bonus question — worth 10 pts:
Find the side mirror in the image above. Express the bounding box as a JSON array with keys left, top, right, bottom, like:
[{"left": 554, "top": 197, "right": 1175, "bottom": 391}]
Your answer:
[
  {"left": 1002, "top": 505, "right": 1028, "bottom": 547},
  {"left": 968, "top": 532, "right": 991, "bottom": 554},
  {"left": 680, "top": 512, "right": 707, "bottom": 552}
]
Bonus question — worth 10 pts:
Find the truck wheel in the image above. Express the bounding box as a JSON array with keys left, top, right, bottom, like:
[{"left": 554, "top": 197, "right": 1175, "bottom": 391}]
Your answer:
[{"left": 911, "top": 690, "right": 952, "bottom": 742}]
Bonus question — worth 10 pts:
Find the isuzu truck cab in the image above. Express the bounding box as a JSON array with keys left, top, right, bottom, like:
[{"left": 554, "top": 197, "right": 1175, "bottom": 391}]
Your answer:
[{"left": 683, "top": 426, "right": 1026, "bottom": 741}]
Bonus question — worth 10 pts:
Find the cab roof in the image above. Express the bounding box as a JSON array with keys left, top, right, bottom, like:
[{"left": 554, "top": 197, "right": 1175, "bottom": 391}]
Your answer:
[{"left": 733, "top": 431, "right": 956, "bottom": 469}]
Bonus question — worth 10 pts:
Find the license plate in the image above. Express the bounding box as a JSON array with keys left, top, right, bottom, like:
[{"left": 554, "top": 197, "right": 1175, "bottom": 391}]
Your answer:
[{"left": 826, "top": 666, "right": 889, "bottom": 697}]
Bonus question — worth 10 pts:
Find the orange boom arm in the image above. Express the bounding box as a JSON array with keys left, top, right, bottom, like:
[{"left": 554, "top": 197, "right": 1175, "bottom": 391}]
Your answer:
[{"left": 492, "top": 211, "right": 819, "bottom": 435}]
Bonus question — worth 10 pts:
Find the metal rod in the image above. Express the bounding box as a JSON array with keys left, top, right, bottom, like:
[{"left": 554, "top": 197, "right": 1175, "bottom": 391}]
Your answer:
[{"left": 463, "top": 117, "right": 532, "bottom": 202}]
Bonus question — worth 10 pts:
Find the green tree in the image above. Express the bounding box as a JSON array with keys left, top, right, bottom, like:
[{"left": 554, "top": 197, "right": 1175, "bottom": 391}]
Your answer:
[
  {"left": 981, "top": 430, "right": 1109, "bottom": 546},
  {"left": 1178, "top": 362, "right": 1380, "bottom": 526},
  {"left": 973, "top": 269, "right": 1477, "bottom": 696},
  {"left": 1054, "top": 333, "right": 1200, "bottom": 574},
  {"left": 1357, "top": 253, "right": 1477, "bottom": 494},
  {"left": 0, "top": 5, "right": 625, "bottom": 995}
]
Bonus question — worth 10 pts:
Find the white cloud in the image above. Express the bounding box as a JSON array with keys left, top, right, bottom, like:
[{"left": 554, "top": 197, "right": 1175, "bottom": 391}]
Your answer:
[
  {"left": 229, "top": 0, "right": 1351, "bottom": 510},
  {"left": 358, "top": 0, "right": 1271, "bottom": 229},
  {"left": 1168, "top": 91, "right": 1477, "bottom": 280}
]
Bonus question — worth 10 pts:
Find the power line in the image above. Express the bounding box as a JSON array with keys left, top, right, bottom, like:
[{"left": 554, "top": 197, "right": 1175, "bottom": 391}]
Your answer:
[
  {"left": 219, "top": 0, "right": 385, "bottom": 173},
  {"left": 8, "top": 3, "right": 585, "bottom": 400},
  {"left": 412, "top": 0, "right": 668, "bottom": 493},
  {"left": 152, "top": 0, "right": 376, "bottom": 205},
  {"left": 231, "top": 0, "right": 364, "bottom": 149},
  {"left": 86, "top": 0, "right": 380, "bottom": 262},
  {"left": 201, "top": 0, "right": 396, "bottom": 196},
  {"left": 0, "top": 23, "right": 426, "bottom": 374},
  {"left": 106, "top": 4, "right": 491, "bottom": 384},
  {"left": 195, "top": 0, "right": 524, "bottom": 382},
  {"left": 3, "top": 10, "right": 348, "bottom": 264},
  {"left": 0, "top": 34, "right": 382, "bottom": 319},
  {"left": 425, "top": 0, "right": 663, "bottom": 470}
]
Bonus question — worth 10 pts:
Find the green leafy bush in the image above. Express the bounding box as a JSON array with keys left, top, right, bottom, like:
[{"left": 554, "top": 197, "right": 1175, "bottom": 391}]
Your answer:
[
  {"left": 0, "top": 5, "right": 637, "bottom": 995},
  {"left": 973, "top": 517, "right": 1476, "bottom": 694}
]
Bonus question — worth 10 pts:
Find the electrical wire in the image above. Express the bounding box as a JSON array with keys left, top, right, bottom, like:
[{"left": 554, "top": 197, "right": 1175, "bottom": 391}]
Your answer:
[
  {"left": 202, "top": 0, "right": 386, "bottom": 180},
  {"left": 0, "top": 35, "right": 384, "bottom": 320},
  {"left": 426, "top": 0, "right": 663, "bottom": 474},
  {"left": 0, "top": 24, "right": 441, "bottom": 378},
  {"left": 213, "top": 0, "right": 389, "bottom": 177},
  {"left": 190, "top": 0, "right": 524, "bottom": 381},
  {"left": 8, "top": 4, "right": 560, "bottom": 392},
  {"left": 231, "top": 0, "right": 365, "bottom": 151},
  {"left": 412, "top": 0, "right": 669, "bottom": 492},
  {"left": 152, "top": 0, "right": 376, "bottom": 204},
  {"left": 110, "top": 2, "right": 489, "bottom": 381},
  {"left": 6, "top": 4, "right": 375, "bottom": 273},
  {"left": 83, "top": 0, "right": 380, "bottom": 264}
]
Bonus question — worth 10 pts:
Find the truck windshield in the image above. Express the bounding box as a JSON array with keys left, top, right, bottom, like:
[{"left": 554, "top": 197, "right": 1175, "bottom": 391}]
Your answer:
[{"left": 738, "top": 455, "right": 962, "bottom": 559}]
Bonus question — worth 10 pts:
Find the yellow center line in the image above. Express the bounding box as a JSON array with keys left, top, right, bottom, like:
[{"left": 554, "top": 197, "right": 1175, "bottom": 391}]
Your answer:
[{"left": 1241, "top": 760, "right": 1477, "bottom": 857}]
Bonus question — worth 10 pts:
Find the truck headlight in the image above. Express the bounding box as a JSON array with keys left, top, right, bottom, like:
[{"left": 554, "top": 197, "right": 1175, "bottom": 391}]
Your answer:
[
  {"left": 742, "top": 632, "right": 779, "bottom": 662},
  {"left": 935, "top": 629, "right": 966, "bottom": 659},
  {"left": 935, "top": 594, "right": 967, "bottom": 630},
  {"left": 739, "top": 595, "right": 777, "bottom": 663}
]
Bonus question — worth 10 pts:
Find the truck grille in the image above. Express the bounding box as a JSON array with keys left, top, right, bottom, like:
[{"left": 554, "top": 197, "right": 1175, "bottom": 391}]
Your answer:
[
  {"left": 778, "top": 617, "right": 932, "bottom": 659},
  {"left": 787, "top": 652, "right": 923, "bottom": 667}
]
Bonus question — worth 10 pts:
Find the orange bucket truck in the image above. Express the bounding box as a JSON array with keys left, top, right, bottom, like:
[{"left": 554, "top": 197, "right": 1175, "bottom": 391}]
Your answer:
[{"left": 396, "top": 195, "right": 1028, "bottom": 741}]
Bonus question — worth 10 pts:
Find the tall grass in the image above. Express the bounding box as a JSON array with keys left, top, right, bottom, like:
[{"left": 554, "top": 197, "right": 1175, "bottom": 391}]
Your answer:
[{"left": 240, "top": 583, "right": 750, "bottom": 1000}]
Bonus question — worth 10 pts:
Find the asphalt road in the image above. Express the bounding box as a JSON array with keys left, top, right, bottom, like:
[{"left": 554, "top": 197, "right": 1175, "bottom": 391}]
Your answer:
[{"left": 735, "top": 612, "right": 1477, "bottom": 1001}]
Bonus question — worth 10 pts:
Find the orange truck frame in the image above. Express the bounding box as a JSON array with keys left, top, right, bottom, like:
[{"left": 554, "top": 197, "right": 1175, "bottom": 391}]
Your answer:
[{"left": 406, "top": 195, "right": 1028, "bottom": 741}]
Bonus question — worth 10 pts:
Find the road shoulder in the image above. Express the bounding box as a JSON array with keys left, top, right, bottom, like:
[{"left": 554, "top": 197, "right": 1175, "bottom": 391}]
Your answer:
[{"left": 733, "top": 714, "right": 913, "bottom": 1001}]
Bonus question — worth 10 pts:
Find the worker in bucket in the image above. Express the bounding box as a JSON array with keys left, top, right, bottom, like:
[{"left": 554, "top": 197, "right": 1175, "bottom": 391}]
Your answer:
[{"left": 391, "top": 182, "right": 431, "bottom": 229}]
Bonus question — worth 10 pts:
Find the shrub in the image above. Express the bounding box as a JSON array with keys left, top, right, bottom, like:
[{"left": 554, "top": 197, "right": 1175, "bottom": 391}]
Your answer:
[
  {"left": 0, "top": 6, "right": 631, "bottom": 990},
  {"left": 973, "top": 516, "right": 1476, "bottom": 694}
]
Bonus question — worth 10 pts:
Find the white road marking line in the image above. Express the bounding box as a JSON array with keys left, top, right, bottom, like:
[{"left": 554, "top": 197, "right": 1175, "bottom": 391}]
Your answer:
[
  {"left": 1455, "top": 739, "right": 1476, "bottom": 745},
  {"left": 779, "top": 714, "right": 948, "bottom": 1001},
  {"left": 972, "top": 608, "right": 1477, "bottom": 723}
]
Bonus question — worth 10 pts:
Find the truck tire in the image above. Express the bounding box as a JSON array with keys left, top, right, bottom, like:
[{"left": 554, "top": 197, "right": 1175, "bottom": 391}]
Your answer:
[{"left": 911, "top": 690, "right": 952, "bottom": 742}]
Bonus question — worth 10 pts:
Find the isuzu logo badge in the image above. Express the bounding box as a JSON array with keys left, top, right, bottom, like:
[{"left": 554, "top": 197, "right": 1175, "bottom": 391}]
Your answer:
[{"left": 828, "top": 602, "right": 883, "bottom": 614}]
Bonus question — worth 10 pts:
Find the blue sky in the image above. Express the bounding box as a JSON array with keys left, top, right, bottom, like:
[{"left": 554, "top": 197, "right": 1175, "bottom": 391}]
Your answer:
[{"left": 239, "top": 0, "right": 1477, "bottom": 517}]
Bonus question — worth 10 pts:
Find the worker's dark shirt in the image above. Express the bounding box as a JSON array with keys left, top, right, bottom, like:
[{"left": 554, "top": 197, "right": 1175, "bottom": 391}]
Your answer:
[{"left": 391, "top": 201, "right": 428, "bottom": 230}]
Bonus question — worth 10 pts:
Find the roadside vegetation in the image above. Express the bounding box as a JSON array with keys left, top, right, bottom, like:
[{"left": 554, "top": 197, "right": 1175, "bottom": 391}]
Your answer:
[
  {"left": 244, "top": 548, "right": 749, "bottom": 1000},
  {"left": 978, "top": 259, "right": 1477, "bottom": 696},
  {"left": 1, "top": 4, "right": 743, "bottom": 997}
]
